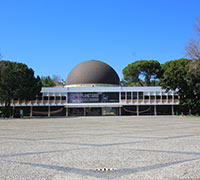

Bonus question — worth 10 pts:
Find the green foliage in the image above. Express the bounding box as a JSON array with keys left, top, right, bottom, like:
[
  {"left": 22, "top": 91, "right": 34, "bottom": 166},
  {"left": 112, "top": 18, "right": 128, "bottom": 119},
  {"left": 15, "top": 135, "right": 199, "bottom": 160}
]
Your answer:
[
  {"left": 189, "top": 60, "right": 200, "bottom": 79},
  {"left": 122, "top": 60, "right": 162, "bottom": 86},
  {"left": 160, "top": 58, "right": 200, "bottom": 114},
  {"left": 0, "top": 60, "right": 42, "bottom": 117},
  {"left": 160, "top": 59, "right": 190, "bottom": 91},
  {"left": 41, "top": 76, "right": 56, "bottom": 87}
]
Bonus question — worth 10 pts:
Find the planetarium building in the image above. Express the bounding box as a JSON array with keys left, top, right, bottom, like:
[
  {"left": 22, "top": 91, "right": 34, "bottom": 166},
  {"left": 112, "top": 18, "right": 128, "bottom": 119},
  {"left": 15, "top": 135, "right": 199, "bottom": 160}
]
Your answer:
[{"left": 1, "top": 60, "right": 180, "bottom": 117}]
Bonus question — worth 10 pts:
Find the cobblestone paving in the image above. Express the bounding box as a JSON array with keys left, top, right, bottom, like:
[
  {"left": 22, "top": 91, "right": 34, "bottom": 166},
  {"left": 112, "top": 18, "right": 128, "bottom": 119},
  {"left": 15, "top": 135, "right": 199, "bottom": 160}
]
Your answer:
[{"left": 0, "top": 116, "right": 200, "bottom": 180}]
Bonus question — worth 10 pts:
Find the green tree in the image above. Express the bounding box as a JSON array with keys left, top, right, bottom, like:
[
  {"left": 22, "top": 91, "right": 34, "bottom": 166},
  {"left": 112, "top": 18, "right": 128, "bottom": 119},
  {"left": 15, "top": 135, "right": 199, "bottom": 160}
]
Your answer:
[
  {"left": 41, "top": 76, "right": 56, "bottom": 87},
  {"left": 122, "top": 60, "right": 162, "bottom": 86},
  {"left": 159, "top": 58, "right": 200, "bottom": 114},
  {"left": 0, "top": 60, "right": 42, "bottom": 117}
]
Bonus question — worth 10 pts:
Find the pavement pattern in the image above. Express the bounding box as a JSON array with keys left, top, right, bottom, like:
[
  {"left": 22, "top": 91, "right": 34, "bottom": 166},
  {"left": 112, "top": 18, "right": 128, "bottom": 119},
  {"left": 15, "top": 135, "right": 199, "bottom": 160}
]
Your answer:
[{"left": 0, "top": 116, "right": 200, "bottom": 180}]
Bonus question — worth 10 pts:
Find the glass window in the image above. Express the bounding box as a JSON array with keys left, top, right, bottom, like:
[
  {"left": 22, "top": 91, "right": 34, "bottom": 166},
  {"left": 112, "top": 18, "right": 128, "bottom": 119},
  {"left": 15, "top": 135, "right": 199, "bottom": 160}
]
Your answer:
[
  {"left": 127, "top": 92, "right": 131, "bottom": 99},
  {"left": 168, "top": 95, "right": 172, "bottom": 99},
  {"left": 174, "top": 95, "right": 178, "bottom": 99},
  {"left": 139, "top": 92, "right": 143, "bottom": 99},
  {"left": 50, "top": 96, "right": 54, "bottom": 100},
  {"left": 133, "top": 92, "right": 137, "bottom": 99},
  {"left": 162, "top": 95, "right": 167, "bottom": 99},
  {"left": 61, "top": 96, "right": 66, "bottom": 100},
  {"left": 150, "top": 96, "right": 155, "bottom": 99},
  {"left": 56, "top": 96, "right": 60, "bottom": 100},
  {"left": 121, "top": 92, "right": 125, "bottom": 99},
  {"left": 145, "top": 96, "right": 149, "bottom": 100},
  {"left": 156, "top": 95, "right": 161, "bottom": 99}
]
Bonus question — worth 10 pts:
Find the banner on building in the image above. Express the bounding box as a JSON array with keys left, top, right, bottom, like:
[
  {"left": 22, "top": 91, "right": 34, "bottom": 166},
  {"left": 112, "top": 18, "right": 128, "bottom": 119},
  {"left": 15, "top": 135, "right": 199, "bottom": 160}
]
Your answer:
[{"left": 68, "top": 92, "right": 119, "bottom": 103}]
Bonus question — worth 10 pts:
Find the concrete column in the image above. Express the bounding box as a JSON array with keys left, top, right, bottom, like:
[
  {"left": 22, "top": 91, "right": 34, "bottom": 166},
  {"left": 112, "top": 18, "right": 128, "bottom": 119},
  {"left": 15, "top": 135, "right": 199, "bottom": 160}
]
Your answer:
[
  {"left": 48, "top": 92, "right": 50, "bottom": 104},
  {"left": 131, "top": 92, "right": 133, "bottom": 103},
  {"left": 30, "top": 106, "right": 33, "bottom": 117},
  {"left": 54, "top": 92, "right": 56, "bottom": 104},
  {"left": 59, "top": 93, "right": 62, "bottom": 104},
  {"left": 84, "top": 107, "right": 86, "bottom": 116},
  {"left": 172, "top": 105, "right": 174, "bottom": 115},
  {"left": 172, "top": 91, "right": 175, "bottom": 103},
  {"left": 167, "top": 92, "right": 169, "bottom": 103},
  {"left": 66, "top": 107, "right": 68, "bottom": 117},
  {"left": 119, "top": 107, "right": 121, "bottom": 116},
  {"left": 137, "top": 105, "right": 139, "bottom": 116},
  {"left": 48, "top": 106, "right": 50, "bottom": 117},
  {"left": 154, "top": 105, "right": 157, "bottom": 116}
]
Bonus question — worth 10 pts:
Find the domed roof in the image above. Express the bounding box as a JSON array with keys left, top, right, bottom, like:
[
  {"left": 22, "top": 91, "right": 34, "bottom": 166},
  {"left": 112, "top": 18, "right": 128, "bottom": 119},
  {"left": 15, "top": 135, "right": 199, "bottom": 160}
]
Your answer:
[{"left": 66, "top": 60, "right": 120, "bottom": 86}]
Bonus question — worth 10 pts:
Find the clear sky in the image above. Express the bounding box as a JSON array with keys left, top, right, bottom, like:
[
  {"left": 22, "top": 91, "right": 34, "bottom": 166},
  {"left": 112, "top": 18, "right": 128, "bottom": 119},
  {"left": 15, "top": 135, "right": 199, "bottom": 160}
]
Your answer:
[{"left": 1, "top": 0, "right": 200, "bottom": 80}]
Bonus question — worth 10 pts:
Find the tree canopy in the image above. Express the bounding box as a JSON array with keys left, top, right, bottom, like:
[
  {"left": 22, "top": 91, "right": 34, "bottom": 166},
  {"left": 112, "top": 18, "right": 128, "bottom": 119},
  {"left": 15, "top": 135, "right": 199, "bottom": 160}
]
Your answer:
[
  {"left": 0, "top": 60, "right": 42, "bottom": 116},
  {"left": 122, "top": 60, "right": 162, "bottom": 86},
  {"left": 159, "top": 58, "right": 200, "bottom": 114},
  {"left": 41, "top": 75, "right": 64, "bottom": 87},
  {"left": 41, "top": 76, "right": 56, "bottom": 87}
]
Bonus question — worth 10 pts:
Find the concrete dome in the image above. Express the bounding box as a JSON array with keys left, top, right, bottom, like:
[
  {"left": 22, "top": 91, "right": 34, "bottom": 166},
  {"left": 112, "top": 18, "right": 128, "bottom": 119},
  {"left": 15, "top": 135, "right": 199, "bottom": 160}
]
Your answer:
[{"left": 66, "top": 60, "right": 120, "bottom": 87}]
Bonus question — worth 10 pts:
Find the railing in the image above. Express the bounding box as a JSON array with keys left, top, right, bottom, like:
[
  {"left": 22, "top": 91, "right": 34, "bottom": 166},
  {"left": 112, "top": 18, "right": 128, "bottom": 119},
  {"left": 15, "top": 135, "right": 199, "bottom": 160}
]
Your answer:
[
  {"left": 3, "top": 99, "right": 67, "bottom": 105},
  {"left": 120, "top": 98, "right": 179, "bottom": 104},
  {"left": 0, "top": 97, "right": 179, "bottom": 106}
]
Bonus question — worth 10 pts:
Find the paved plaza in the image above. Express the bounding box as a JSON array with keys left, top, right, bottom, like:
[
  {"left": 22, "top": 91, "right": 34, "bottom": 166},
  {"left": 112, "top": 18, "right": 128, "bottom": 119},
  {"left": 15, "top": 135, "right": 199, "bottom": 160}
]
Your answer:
[{"left": 0, "top": 116, "right": 200, "bottom": 180}]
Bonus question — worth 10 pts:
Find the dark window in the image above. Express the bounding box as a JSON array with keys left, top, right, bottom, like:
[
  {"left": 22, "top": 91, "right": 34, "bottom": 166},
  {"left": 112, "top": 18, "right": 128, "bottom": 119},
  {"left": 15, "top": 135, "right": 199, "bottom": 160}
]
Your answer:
[
  {"left": 162, "top": 95, "right": 167, "bottom": 99},
  {"left": 121, "top": 92, "right": 125, "bottom": 99},
  {"left": 133, "top": 92, "right": 137, "bottom": 99},
  {"left": 150, "top": 96, "right": 155, "bottom": 99},
  {"left": 145, "top": 96, "right": 149, "bottom": 100},
  {"left": 127, "top": 92, "right": 131, "bottom": 99},
  {"left": 50, "top": 96, "right": 54, "bottom": 100},
  {"left": 62, "top": 96, "right": 66, "bottom": 100},
  {"left": 44, "top": 96, "right": 48, "bottom": 100},
  {"left": 139, "top": 92, "right": 143, "bottom": 99},
  {"left": 56, "top": 96, "right": 60, "bottom": 100},
  {"left": 174, "top": 95, "right": 179, "bottom": 99},
  {"left": 156, "top": 95, "right": 161, "bottom": 99}
]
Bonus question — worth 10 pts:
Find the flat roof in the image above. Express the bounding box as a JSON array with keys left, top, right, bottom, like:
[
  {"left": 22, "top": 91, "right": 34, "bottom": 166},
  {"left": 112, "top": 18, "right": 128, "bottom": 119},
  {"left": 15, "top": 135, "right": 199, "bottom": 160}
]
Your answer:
[{"left": 41, "top": 86, "right": 175, "bottom": 93}]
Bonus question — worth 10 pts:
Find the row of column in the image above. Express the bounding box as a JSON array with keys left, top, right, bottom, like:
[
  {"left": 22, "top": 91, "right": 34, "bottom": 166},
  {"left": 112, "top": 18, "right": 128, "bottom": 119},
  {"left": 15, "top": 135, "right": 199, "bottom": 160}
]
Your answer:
[
  {"left": 118, "top": 105, "right": 174, "bottom": 116},
  {"left": 27, "top": 105, "right": 175, "bottom": 117}
]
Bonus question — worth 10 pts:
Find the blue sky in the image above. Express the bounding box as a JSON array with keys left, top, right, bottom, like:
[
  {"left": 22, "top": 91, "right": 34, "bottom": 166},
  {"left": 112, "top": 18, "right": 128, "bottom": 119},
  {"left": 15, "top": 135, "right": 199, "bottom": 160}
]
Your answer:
[{"left": 1, "top": 0, "right": 200, "bottom": 80}]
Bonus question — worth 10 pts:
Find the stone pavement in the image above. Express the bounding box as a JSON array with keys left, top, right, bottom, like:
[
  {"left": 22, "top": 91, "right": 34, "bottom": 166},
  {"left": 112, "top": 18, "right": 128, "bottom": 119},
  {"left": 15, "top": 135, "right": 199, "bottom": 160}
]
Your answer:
[{"left": 0, "top": 116, "right": 200, "bottom": 180}]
